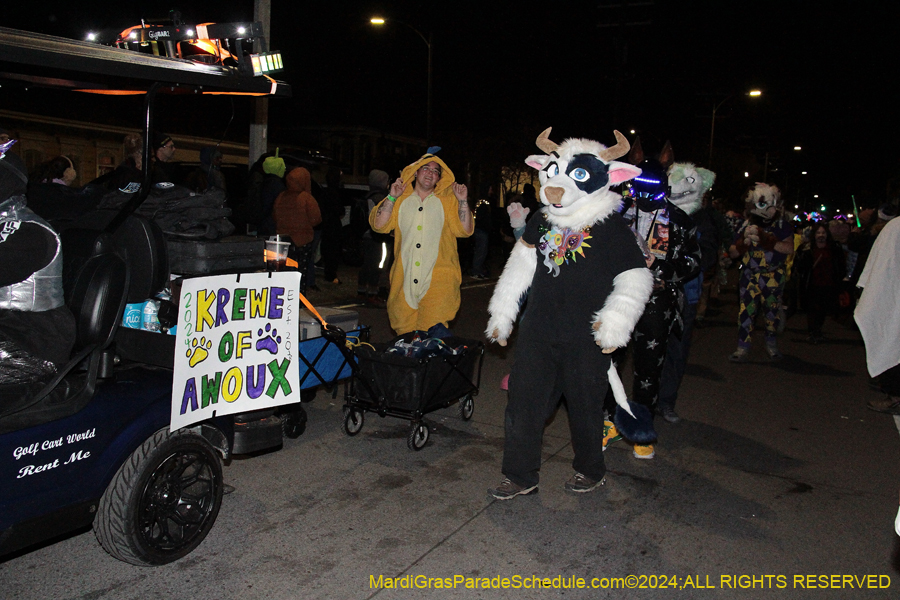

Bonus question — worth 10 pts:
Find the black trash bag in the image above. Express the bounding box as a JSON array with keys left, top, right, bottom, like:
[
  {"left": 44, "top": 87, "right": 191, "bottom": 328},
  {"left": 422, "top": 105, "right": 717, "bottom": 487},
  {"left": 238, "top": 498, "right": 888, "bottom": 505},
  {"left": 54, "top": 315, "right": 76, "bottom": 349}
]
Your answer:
[
  {"left": 99, "top": 184, "right": 234, "bottom": 240},
  {"left": 0, "top": 331, "right": 56, "bottom": 384}
]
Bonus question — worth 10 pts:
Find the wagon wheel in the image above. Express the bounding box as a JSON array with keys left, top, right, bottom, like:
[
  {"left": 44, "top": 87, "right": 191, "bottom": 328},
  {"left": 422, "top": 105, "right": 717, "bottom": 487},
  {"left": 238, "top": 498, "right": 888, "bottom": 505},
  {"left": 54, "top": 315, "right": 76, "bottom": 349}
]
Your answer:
[
  {"left": 407, "top": 421, "right": 429, "bottom": 451},
  {"left": 281, "top": 405, "right": 308, "bottom": 439},
  {"left": 458, "top": 394, "right": 475, "bottom": 421},
  {"left": 341, "top": 406, "right": 364, "bottom": 436}
]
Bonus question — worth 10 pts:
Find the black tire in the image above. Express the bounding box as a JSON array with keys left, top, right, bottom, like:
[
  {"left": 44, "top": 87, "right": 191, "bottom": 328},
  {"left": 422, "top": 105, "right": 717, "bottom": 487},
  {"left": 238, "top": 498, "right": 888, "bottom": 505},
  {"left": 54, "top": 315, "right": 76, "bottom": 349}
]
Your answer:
[
  {"left": 341, "top": 407, "right": 364, "bottom": 436},
  {"left": 458, "top": 394, "right": 475, "bottom": 421},
  {"left": 94, "top": 428, "right": 224, "bottom": 566},
  {"left": 407, "top": 422, "right": 429, "bottom": 451},
  {"left": 281, "top": 405, "right": 308, "bottom": 439}
]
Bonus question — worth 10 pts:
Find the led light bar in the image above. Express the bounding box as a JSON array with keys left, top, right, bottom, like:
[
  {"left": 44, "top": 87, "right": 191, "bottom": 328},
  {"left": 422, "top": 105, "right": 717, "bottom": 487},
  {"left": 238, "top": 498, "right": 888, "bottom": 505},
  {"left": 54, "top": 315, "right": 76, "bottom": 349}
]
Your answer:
[{"left": 250, "top": 51, "right": 284, "bottom": 76}]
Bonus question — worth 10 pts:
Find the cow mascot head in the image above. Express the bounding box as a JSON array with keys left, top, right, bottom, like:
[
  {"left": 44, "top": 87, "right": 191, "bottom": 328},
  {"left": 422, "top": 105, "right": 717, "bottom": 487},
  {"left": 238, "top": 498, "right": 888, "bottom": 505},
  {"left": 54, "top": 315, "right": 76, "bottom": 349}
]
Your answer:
[{"left": 525, "top": 128, "right": 642, "bottom": 231}]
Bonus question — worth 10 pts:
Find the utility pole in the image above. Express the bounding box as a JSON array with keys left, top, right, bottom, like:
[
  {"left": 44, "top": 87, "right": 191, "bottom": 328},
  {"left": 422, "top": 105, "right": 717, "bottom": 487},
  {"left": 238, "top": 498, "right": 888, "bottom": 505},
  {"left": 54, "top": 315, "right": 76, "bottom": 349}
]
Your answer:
[
  {"left": 597, "top": 1, "right": 653, "bottom": 132},
  {"left": 249, "top": 0, "right": 270, "bottom": 167}
]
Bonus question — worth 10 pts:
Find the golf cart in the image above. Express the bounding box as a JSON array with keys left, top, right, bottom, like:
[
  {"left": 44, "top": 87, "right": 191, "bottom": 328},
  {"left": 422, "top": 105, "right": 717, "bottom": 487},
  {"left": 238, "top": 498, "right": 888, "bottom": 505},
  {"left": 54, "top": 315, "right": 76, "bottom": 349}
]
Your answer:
[{"left": 0, "top": 21, "right": 294, "bottom": 565}]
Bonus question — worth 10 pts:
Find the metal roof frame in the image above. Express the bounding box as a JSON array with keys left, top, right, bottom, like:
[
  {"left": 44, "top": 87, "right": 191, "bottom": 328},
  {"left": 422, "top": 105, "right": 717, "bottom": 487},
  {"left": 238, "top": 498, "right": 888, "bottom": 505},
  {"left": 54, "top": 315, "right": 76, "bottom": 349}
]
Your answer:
[
  {"left": 0, "top": 26, "right": 292, "bottom": 232},
  {"left": 0, "top": 26, "right": 291, "bottom": 96}
]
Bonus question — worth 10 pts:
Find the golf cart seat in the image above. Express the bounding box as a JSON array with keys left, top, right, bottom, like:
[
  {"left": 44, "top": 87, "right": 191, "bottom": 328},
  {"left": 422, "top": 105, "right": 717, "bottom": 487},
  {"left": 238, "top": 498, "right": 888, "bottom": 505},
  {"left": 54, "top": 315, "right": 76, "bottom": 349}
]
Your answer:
[{"left": 0, "top": 229, "right": 127, "bottom": 433}]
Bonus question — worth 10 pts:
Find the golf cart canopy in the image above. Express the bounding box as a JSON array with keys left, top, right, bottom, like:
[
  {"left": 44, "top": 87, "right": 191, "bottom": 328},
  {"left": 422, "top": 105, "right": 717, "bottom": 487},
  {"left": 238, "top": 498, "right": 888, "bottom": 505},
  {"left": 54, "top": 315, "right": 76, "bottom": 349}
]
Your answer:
[{"left": 0, "top": 26, "right": 291, "bottom": 97}]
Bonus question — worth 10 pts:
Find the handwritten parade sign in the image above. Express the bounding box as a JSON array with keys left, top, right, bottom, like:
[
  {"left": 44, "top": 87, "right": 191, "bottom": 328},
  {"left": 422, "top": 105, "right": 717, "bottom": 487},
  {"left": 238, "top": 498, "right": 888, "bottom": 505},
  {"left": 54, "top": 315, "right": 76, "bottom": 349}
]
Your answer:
[{"left": 171, "top": 272, "right": 301, "bottom": 431}]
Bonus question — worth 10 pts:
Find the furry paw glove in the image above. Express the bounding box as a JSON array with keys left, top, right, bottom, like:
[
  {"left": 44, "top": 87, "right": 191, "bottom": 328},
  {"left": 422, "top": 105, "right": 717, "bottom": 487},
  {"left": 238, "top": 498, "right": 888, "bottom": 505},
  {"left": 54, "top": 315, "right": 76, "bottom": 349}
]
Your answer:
[{"left": 507, "top": 202, "right": 530, "bottom": 230}]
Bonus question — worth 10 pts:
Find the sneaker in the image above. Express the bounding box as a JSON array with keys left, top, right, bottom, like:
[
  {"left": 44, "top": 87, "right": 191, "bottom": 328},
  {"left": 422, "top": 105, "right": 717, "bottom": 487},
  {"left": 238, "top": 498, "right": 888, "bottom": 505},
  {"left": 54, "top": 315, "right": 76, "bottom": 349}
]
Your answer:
[
  {"left": 867, "top": 396, "right": 900, "bottom": 415},
  {"left": 729, "top": 347, "right": 750, "bottom": 363},
  {"left": 633, "top": 443, "right": 655, "bottom": 459},
  {"left": 489, "top": 478, "right": 537, "bottom": 500},
  {"left": 602, "top": 420, "right": 622, "bottom": 451},
  {"left": 765, "top": 340, "right": 783, "bottom": 361},
  {"left": 658, "top": 406, "right": 681, "bottom": 423},
  {"left": 776, "top": 306, "right": 787, "bottom": 334},
  {"left": 565, "top": 472, "right": 606, "bottom": 493}
]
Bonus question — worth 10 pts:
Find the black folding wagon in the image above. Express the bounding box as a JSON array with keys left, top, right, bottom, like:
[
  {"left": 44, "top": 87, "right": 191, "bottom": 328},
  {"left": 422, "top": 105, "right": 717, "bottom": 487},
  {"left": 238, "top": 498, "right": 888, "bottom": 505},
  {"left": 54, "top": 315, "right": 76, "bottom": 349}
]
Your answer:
[{"left": 341, "top": 333, "right": 485, "bottom": 450}]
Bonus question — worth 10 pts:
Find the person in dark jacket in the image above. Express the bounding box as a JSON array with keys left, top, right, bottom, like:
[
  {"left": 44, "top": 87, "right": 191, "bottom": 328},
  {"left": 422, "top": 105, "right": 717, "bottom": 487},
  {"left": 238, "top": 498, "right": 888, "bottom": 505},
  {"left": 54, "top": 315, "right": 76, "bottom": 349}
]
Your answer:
[
  {"left": 319, "top": 166, "right": 345, "bottom": 284},
  {"left": 107, "top": 133, "right": 143, "bottom": 192},
  {"left": 470, "top": 187, "right": 494, "bottom": 279},
  {"left": 795, "top": 220, "right": 846, "bottom": 343},
  {"left": 151, "top": 133, "right": 181, "bottom": 185},
  {"left": 613, "top": 148, "right": 701, "bottom": 459},
  {"left": 356, "top": 169, "right": 391, "bottom": 306},
  {"left": 657, "top": 162, "right": 718, "bottom": 423}
]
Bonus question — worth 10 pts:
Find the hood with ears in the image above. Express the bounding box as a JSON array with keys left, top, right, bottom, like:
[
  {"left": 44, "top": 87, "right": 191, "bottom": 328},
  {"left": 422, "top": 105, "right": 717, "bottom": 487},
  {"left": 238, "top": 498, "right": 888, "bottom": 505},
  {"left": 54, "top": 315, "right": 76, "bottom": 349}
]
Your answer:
[
  {"left": 399, "top": 153, "right": 455, "bottom": 198},
  {"left": 524, "top": 128, "right": 641, "bottom": 231}
]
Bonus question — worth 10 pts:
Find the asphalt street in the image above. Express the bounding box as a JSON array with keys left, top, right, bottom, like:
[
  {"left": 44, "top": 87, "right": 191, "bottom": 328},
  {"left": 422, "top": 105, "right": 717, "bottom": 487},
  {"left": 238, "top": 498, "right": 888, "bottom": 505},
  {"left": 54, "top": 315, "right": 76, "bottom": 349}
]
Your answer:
[{"left": 1, "top": 264, "right": 898, "bottom": 600}]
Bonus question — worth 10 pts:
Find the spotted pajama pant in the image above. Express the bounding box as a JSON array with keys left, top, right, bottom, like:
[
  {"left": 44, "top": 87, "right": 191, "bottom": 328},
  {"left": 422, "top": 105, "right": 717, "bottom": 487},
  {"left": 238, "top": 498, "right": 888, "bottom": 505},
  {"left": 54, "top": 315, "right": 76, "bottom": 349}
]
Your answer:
[{"left": 737, "top": 267, "right": 785, "bottom": 347}]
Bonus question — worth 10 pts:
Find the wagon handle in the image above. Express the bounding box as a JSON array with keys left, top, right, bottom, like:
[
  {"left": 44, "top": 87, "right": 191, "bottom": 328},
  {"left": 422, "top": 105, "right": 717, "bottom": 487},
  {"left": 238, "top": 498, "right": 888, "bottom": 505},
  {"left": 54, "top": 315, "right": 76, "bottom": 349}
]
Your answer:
[{"left": 297, "top": 291, "right": 328, "bottom": 328}]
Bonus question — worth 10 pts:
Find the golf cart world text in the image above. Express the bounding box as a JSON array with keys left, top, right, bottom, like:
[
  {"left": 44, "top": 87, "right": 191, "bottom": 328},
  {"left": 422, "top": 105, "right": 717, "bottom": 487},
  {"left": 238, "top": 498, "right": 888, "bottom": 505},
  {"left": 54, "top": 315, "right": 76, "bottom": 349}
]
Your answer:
[{"left": 12, "top": 428, "right": 96, "bottom": 478}]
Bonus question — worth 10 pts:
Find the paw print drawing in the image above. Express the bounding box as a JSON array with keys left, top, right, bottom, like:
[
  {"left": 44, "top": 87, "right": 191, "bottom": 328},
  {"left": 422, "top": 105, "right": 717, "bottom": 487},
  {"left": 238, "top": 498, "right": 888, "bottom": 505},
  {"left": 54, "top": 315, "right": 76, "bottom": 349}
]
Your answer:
[
  {"left": 187, "top": 337, "right": 212, "bottom": 367},
  {"left": 256, "top": 323, "right": 282, "bottom": 355}
]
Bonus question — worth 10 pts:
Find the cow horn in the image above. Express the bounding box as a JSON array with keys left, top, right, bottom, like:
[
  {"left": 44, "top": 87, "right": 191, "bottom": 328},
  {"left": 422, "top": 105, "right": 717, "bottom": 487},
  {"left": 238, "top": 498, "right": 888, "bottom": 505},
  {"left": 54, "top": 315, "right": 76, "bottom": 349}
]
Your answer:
[
  {"left": 599, "top": 130, "right": 630, "bottom": 162},
  {"left": 535, "top": 127, "right": 558, "bottom": 154}
]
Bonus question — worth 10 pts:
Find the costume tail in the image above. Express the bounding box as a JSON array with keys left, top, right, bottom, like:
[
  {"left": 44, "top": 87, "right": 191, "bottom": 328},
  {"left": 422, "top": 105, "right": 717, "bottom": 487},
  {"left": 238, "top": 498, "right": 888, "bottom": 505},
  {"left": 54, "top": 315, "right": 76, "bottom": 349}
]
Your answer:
[{"left": 608, "top": 362, "right": 657, "bottom": 443}]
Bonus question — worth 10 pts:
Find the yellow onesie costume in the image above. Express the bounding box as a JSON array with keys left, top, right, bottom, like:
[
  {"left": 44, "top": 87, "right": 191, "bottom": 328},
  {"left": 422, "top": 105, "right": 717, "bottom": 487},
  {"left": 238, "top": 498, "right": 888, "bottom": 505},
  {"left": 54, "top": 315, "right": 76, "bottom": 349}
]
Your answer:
[{"left": 370, "top": 154, "right": 472, "bottom": 334}]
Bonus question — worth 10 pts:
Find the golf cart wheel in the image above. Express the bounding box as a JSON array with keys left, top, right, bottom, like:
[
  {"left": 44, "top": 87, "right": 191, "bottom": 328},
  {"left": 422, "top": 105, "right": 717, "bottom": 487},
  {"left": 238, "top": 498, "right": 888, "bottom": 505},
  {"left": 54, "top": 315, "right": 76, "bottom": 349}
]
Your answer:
[
  {"left": 341, "top": 407, "right": 364, "bottom": 436},
  {"left": 407, "top": 422, "right": 429, "bottom": 451},
  {"left": 94, "top": 427, "right": 224, "bottom": 566},
  {"left": 458, "top": 394, "right": 475, "bottom": 421}
]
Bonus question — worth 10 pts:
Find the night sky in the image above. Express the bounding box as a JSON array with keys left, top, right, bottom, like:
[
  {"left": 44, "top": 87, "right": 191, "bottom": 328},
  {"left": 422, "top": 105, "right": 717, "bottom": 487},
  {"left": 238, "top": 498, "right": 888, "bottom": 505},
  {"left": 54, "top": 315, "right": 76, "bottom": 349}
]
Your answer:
[{"left": 4, "top": 1, "right": 899, "bottom": 212}]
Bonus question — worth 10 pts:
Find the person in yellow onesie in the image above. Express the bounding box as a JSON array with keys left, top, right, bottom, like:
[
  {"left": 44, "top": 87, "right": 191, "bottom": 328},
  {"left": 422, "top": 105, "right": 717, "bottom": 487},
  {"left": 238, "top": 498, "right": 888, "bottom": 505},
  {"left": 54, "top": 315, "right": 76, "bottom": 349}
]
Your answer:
[{"left": 369, "top": 150, "right": 473, "bottom": 335}]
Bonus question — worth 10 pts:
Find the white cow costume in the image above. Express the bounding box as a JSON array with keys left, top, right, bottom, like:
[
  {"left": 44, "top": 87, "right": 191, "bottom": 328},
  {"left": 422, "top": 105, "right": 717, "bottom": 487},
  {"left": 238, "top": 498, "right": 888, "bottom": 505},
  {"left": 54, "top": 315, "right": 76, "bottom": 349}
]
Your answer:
[{"left": 486, "top": 129, "right": 653, "bottom": 496}]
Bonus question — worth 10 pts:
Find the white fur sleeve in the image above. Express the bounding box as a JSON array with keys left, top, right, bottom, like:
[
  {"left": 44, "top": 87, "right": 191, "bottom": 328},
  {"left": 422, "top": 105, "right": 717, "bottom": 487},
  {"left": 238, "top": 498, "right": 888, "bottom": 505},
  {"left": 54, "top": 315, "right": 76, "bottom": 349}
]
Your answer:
[
  {"left": 485, "top": 240, "right": 536, "bottom": 342},
  {"left": 592, "top": 267, "right": 653, "bottom": 348}
]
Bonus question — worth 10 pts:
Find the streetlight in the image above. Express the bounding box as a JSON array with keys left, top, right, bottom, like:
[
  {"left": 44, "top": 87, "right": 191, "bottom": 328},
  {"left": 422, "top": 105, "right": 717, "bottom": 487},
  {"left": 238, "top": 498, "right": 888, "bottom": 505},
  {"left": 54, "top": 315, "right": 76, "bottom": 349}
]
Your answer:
[
  {"left": 371, "top": 17, "right": 433, "bottom": 143},
  {"left": 708, "top": 89, "right": 762, "bottom": 168}
]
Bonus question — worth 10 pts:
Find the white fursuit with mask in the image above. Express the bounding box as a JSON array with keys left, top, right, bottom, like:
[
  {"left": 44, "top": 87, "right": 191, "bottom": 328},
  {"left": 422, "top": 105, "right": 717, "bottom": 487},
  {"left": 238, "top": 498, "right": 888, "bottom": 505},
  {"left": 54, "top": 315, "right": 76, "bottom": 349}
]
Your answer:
[{"left": 486, "top": 128, "right": 654, "bottom": 417}]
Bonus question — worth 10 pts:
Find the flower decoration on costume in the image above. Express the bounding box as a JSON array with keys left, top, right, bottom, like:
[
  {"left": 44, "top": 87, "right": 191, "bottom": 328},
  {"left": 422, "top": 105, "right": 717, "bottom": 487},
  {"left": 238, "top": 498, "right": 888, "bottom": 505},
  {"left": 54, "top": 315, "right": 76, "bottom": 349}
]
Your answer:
[{"left": 537, "top": 217, "right": 592, "bottom": 276}]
